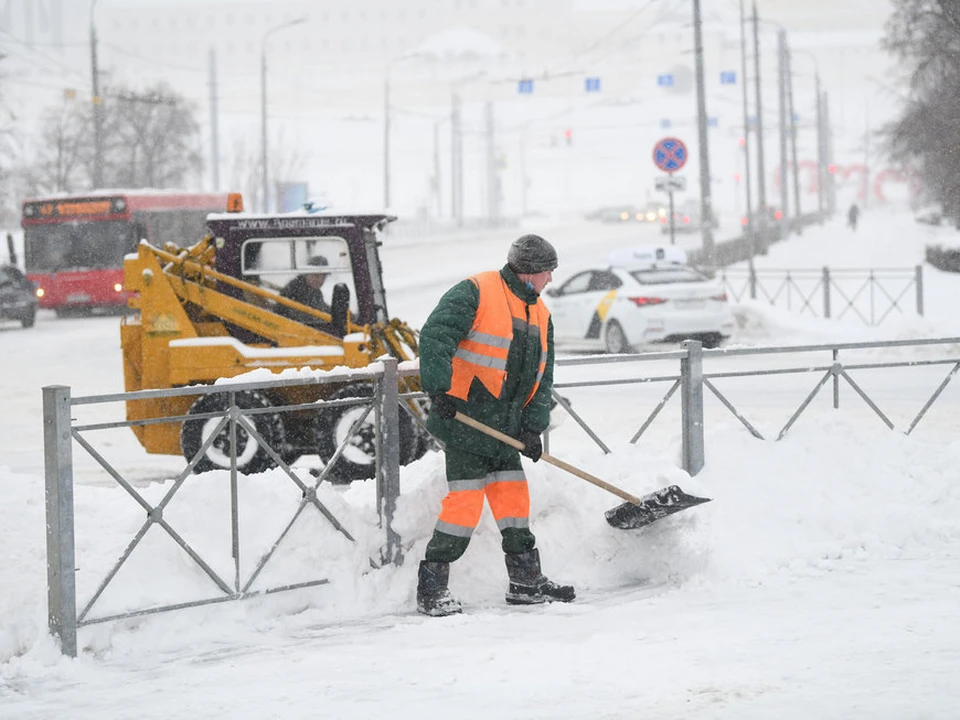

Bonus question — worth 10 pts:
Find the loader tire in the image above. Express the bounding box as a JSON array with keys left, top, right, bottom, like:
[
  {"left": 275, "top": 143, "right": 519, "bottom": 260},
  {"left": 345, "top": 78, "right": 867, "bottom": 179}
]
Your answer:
[
  {"left": 181, "top": 389, "right": 285, "bottom": 475},
  {"left": 316, "top": 383, "right": 422, "bottom": 483}
]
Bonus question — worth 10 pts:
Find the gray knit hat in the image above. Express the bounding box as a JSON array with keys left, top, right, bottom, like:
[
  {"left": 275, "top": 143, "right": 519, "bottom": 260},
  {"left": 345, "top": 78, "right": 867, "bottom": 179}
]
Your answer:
[{"left": 507, "top": 234, "right": 558, "bottom": 274}]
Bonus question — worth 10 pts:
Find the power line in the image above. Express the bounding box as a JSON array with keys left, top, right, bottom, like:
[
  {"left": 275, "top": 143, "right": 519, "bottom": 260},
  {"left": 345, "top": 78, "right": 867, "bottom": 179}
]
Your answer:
[
  {"left": 558, "top": 0, "right": 665, "bottom": 70},
  {"left": 0, "top": 28, "right": 86, "bottom": 81}
]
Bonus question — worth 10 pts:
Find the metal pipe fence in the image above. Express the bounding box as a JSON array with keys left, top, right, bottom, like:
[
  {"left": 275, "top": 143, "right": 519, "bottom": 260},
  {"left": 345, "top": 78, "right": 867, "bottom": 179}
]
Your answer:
[
  {"left": 44, "top": 357, "right": 412, "bottom": 658},
  {"left": 545, "top": 337, "right": 959, "bottom": 461},
  {"left": 45, "top": 338, "right": 960, "bottom": 655},
  {"left": 715, "top": 265, "right": 923, "bottom": 325}
]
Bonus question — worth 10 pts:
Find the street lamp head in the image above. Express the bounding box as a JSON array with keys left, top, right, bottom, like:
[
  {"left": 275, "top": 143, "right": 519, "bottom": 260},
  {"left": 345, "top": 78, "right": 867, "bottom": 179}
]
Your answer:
[{"left": 263, "top": 16, "right": 309, "bottom": 45}]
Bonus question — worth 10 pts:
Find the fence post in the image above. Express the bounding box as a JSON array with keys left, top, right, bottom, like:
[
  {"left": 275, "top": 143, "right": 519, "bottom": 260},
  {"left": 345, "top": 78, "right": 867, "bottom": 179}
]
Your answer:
[
  {"left": 748, "top": 257, "right": 757, "bottom": 300},
  {"left": 377, "top": 357, "right": 402, "bottom": 565},
  {"left": 822, "top": 266, "right": 831, "bottom": 319},
  {"left": 915, "top": 264, "right": 924, "bottom": 317},
  {"left": 43, "top": 385, "right": 77, "bottom": 658},
  {"left": 680, "top": 340, "right": 705, "bottom": 476}
]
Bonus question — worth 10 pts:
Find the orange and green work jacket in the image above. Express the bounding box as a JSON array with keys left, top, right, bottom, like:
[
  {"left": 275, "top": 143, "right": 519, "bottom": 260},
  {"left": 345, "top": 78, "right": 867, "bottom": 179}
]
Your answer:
[{"left": 420, "top": 264, "right": 555, "bottom": 460}]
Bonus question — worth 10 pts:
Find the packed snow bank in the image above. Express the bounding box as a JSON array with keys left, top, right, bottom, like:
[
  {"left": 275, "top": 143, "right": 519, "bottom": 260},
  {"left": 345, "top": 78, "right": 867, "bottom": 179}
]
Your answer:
[{"left": 4, "top": 413, "right": 960, "bottom": 666}]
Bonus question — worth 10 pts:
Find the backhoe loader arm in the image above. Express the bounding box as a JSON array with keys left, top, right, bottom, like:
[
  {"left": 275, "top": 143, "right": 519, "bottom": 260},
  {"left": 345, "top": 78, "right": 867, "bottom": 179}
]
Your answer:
[{"left": 133, "top": 240, "right": 366, "bottom": 347}]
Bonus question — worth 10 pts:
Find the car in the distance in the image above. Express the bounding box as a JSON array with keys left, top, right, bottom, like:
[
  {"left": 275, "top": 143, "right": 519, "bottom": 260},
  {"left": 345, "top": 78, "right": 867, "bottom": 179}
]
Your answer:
[
  {"left": 544, "top": 246, "right": 734, "bottom": 353},
  {"left": 585, "top": 205, "right": 634, "bottom": 223},
  {"left": 586, "top": 203, "right": 663, "bottom": 224},
  {"left": 660, "top": 200, "right": 720, "bottom": 235},
  {"left": 0, "top": 264, "right": 39, "bottom": 328}
]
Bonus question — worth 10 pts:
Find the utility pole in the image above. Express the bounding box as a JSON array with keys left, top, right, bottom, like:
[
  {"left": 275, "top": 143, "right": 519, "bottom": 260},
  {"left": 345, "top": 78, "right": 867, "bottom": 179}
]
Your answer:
[
  {"left": 260, "top": 49, "right": 268, "bottom": 211},
  {"left": 485, "top": 101, "right": 498, "bottom": 227},
  {"left": 451, "top": 91, "right": 463, "bottom": 226},
  {"left": 383, "top": 75, "right": 391, "bottom": 209},
  {"left": 433, "top": 120, "right": 442, "bottom": 217},
  {"left": 752, "top": 1, "right": 768, "bottom": 253},
  {"left": 739, "top": 0, "right": 754, "bottom": 253},
  {"left": 519, "top": 126, "right": 528, "bottom": 218},
  {"left": 89, "top": 0, "right": 104, "bottom": 188},
  {"left": 786, "top": 46, "right": 801, "bottom": 226},
  {"left": 260, "top": 18, "right": 306, "bottom": 213},
  {"left": 823, "top": 92, "right": 836, "bottom": 214},
  {"left": 208, "top": 48, "right": 220, "bottom": 190},
  {"left": 693, "top": 0, "right": 714, "bottom": 263},
  {"left": 777, "top": 29, "right": 789, "bottom": 238},
  {"left": 863, "top": 98, "right": 870, "bottom": 209},
  {"left": 815, "top": 79, "right": 824, "bottom": 216}
]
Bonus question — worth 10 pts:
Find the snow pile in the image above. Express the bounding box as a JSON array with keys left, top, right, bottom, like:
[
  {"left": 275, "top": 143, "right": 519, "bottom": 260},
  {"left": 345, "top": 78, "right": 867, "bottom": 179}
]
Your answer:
[{"left": 4, "top": 407, "right": 960, "bottom": 667}]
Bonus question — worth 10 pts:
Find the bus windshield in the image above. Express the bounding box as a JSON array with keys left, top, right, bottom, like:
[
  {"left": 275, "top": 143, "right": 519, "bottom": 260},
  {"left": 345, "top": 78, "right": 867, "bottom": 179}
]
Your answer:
[{"left": 25, "top": 220, "right": 136, "bottom": 273}]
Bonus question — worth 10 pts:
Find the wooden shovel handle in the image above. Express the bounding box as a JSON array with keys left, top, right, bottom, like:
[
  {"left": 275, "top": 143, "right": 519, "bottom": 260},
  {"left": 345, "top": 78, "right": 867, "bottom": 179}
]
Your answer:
[{"left": 453, "top": 411, "right": 642, "bottom": 505}]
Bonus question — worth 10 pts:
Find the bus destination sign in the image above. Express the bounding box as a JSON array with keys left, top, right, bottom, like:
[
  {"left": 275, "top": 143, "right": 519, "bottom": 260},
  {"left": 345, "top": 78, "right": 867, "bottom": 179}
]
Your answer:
[{"left": 23, "top": 197, "right": 121, "bottom": 219}]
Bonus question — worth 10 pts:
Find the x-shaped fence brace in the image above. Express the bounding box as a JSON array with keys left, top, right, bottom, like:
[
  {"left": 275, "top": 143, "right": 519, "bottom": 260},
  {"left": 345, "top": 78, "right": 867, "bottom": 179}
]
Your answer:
[
  {"left": 550, "top": 356, "right": 960, "bottom": 457},
  {"left": 718, "top": 269, "right": 920, "bottom": 326},
  {"left": 719, "top": 271, "right": 825, "bottom": 316},
  {"left": 68, "top": 390, "right": 373, "bottom": 627},
  {"left": 829, "top": 273, "right": 917, "bottom": 326}
]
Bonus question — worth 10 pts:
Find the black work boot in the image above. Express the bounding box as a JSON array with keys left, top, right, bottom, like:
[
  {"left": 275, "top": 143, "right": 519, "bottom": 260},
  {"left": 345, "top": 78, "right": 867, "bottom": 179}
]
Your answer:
[
  {"left": 504, "top": 549, "right": 576, "bottom": 605},
  {"left": 416, "top": 560, "right": 462, "bottom": 617}
]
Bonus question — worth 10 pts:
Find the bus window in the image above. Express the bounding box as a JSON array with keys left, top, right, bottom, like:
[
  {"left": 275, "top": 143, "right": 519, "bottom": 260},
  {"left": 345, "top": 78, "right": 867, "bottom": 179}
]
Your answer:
[
  {"left": 138, "top": 210, "right": 212, "bottom": 245},
  {"left": 24, "top": 221, "right": 135, "bottom": 273}
]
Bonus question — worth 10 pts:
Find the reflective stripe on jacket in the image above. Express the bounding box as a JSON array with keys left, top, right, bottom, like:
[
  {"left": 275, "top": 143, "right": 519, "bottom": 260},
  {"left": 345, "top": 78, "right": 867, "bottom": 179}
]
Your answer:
[{"left": 448, "top": 270, "right": 549, "bottom": 407}]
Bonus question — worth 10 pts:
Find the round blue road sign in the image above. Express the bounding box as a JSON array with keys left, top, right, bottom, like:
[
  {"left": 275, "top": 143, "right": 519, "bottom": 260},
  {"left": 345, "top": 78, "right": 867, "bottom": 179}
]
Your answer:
[{"left": 653, "top": 137, "right": 688, "bottom": 173}]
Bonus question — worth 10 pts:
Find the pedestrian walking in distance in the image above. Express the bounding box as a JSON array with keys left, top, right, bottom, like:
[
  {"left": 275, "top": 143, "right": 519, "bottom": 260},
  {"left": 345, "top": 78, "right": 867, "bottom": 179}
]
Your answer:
[
  {"left": 415, "top": 234, "right": 576, "bottom": 616},
  {"left": 847, "top": 203, "right": 860, "bottom": 231}
]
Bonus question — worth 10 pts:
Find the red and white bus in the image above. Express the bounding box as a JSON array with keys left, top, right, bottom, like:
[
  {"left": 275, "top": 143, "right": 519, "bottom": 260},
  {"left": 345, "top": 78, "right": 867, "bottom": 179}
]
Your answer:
[{"left": 21, "top": 190, "right": 229, "bottom": 315}]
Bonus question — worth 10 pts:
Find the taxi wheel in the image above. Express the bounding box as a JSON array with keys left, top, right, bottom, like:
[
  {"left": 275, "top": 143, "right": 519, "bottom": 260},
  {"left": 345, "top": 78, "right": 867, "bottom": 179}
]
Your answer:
[
  {"left": 603, "top": 320, "right": 631, "bottom": 354},
  {"left": 701, "top": 333, "right": 724, "bottom": 349}
]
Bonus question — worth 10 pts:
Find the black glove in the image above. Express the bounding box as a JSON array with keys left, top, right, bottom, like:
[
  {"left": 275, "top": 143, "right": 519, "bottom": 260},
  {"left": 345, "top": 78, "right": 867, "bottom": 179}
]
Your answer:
[
  {"left": 517, "top": 429, "right": 543, "bottom": 462},
  {"left": 429, "top": 393, "right": 457, "bottom": 420}
]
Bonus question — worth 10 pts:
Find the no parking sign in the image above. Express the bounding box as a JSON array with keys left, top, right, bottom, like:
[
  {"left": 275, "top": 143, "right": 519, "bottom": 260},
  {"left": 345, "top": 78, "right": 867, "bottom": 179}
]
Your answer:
[{"left": 653, "top": 137, "right": 688, "bottom": 173}]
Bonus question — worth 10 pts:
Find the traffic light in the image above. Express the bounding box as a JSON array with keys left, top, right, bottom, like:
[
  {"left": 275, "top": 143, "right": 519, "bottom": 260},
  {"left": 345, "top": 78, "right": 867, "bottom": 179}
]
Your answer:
[{"left": 564, "top": 128, "right": 573, "bottom": 146}]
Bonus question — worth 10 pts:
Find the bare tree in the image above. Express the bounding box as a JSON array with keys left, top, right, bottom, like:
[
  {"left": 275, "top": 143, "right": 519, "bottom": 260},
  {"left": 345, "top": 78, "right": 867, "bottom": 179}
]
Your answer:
[
  {"left": 225, "top": 127, "right": 311, "bottom": 210},
  {"left": 0, "top": 68, "right": 26, "bottom": 224},
  {"left": 13, "top": 81, "right": 204, "bottom": 202},
  {"left": 883, "top": 0, "right": 960, "bottom": 217},
  {"left": 225, "top": 134, "right": 263, "bottom": 210},
  {"left": 104, "top": 83, "right": 204, "bottom": 188},
  {"left": 27, "top": 100, "right": 91, "bottom": 193}
]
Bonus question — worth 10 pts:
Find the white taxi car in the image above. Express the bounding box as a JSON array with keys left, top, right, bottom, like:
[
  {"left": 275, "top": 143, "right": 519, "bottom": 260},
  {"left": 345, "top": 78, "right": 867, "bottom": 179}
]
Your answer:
[{"left": 544, "top": 246, "right": 735, "bottom": 353}]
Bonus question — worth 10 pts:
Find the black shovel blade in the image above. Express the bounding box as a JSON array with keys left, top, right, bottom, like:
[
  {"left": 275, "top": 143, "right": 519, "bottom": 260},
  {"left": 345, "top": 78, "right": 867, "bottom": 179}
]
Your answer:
[{"left": 604, "top": 484, "right": 712, "bottom": 530}]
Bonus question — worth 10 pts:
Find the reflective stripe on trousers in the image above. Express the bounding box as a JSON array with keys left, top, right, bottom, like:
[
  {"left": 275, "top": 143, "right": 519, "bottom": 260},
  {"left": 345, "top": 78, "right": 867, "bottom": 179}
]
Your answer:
[{"left": 434, "top": 470, "right": 531, "bottom": 538}]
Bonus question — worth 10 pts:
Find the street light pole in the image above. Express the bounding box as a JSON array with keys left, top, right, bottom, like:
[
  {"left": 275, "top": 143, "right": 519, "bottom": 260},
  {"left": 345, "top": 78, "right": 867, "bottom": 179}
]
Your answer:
[
  {"left": 777, "top": 29, "right": 789, "bottom": 238},
  {"left": 739, "top": 0, "right": 754, "bottom": 253},
  {"left": 90, "top": 0, "right": 104, "bottom": 188},
  {"left": 752, "top": 1, "right": 768, "bottom": 254},
  {"left": 792, "top": 48, "right": 824, "bottom": 218},
  {"left": 260, "top": 17, "right": 306, "bottom": 212},
  {"left": 384, "top": 75, "right": 391, "bottom": 209},
  {"left": 816, "top": 75, "right": 824, "bottom": 217},
  {"left": 692, "top": 0, "right": 714, "bottom": 264},
  {"left": 451, "top": 90, "right": 462, "bottom": 226},
  {"left": 786, "top": 45, "right": 801, "bottom": 227}
]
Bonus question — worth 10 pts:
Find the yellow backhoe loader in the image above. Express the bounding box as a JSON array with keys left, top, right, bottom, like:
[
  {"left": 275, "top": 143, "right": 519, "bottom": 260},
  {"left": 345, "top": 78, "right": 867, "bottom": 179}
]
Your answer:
[{"left": 120, "top": 195, "right": 428, "bottom": 481}]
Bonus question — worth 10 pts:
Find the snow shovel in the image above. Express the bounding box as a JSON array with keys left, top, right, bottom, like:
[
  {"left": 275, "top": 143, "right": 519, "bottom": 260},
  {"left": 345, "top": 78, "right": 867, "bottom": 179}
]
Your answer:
[{"left": 453, "top": 411, "right": 711, "bottom": 530}]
